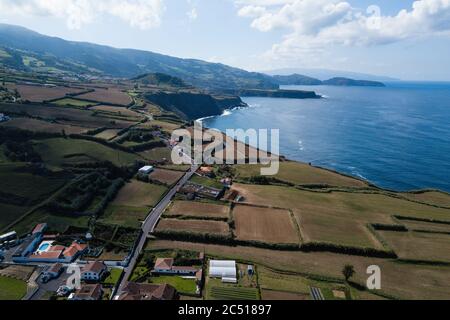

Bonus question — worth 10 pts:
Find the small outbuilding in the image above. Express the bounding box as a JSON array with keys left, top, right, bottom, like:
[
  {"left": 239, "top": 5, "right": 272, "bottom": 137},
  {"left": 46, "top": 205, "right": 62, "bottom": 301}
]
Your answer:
[
  {"left": 209, "top": 260, "right": 237, "bottom": 283},
  {"left": 139, "top": 166, "right": 154, "bottom": 175}
]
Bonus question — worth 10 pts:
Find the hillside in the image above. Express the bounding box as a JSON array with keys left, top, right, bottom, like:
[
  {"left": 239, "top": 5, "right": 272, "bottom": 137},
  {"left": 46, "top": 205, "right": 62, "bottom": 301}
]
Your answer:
[
  {"left": 323, "top": 77, "right": 386, "bottom": 87},
  {"left": 0, "top": 24, "right": 277, "bottom": 90}
]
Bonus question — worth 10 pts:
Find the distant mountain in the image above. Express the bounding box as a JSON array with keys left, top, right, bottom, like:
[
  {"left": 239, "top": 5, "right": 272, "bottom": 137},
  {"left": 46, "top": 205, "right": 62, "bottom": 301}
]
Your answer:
[
  {"left": 0, "top": 23, "right": 277, "bottom": 90},
  {"left": 132, "top": 73, "right": 188, "bottom": 88},
  {"left": 322, "top": 77, "right": 385, "bottom": 87},
  {"left": 265, "top": 68, "right": 398, "bottom": 82},
  {"left": 272, "top": 74, "right": 322, "bottom": 86},
  {"left": 271, "top": 74, "right": 385, "bottom": 87}
]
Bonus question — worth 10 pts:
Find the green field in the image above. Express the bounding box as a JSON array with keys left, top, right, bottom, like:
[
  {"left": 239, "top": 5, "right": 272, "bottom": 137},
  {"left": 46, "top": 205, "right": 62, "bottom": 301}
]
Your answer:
[
  {"left": 32, "top": 138, "right": 141, "bottom": 167},
  {"left": 190, "top": 175, "right": 223, "bottom": 189},
  {"left": 138, "top": 147, "right": 172, "bottom": 162},
  {"left": 103, "top": 268, "right": 123, "bottom": 287},
  {"left": 52, "top": 98, "right": 97, "bottom": 107},
  {"left": 10, "top": 208, "right": 91, "bottom": 235},
  {"left": 209, "top": 286, "right": 259, "bottom": 300},
  {"left": 150, "top": 276, "right": 197, "bottom": 295},
  {"left": 0, "top": 276, "right": 28, "bottom": 300},
  {"left": 100, "top": 205, "right": 149, "bottom": 228},
  {"left": 235, "top": 161, "right": 369, "bottom": 188},
  {"left": 111, "top": 180, "right": 168, "bottom": 208}
]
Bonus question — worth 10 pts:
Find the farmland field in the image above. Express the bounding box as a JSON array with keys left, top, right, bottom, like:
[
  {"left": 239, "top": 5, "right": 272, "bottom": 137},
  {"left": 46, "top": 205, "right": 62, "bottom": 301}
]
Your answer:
[
  {"left": 209, "top": 286, "right": 259, "bottom": 300},
  {"left": 0, "top": 203, "right": 30, "bottom": 232},
  {"left": 231, "top": 184, "right": 450, "bottom": 225},
  {"left": 138, "top": 147, "right": 172, "bottom": 162},
  {"left": 165, "top": 201, "right": 230, "bottom": 219},
  {"left": 0, "top": 118, "right": 88, "bottom": 134},
  {"left": 91, "top": 105, "right": 142, "bottom": 118},
  {"left": 401, "top": 191, "right": 450, "bottom": 208},
  {"left": 76, "top": 88, "right": 132, "bottom": 106},
  {"left": 0, "top": 276, "right": 28, "bottom": 300},
  {"left": 52, "top": 98, "right": 96, "bottom": 108},
  {"left": 233, "top": 205, "right": 300, "bottom": 244},
  {"left": 378, "top": 231, "right": 450, "bottom": 262},
  {"left": 235, "top": 161, "right": 368, "bottom": 188},
  {"left": 147, "top": 239, "right": 450, "bottom": 300},
  {"left": 32, "top": 138, "right": 141, "bottom": 167},
  {"left": 148, "top": 168, "right": 184, "bottom": 186},
  {"left": 10, "top": 208, "right": 91, "bottom": 235},
  {"left": 156, "top": 219, "right": 230, "bottom": 236},
  {"left": 100, "top": 205, "right": 149, "bottom": 228},
  {"left": 112, "top": 180, "right": 168, "bottom": 208},
  {"left": 7, "top": 84, "right": 85, "bottom": 102},
  {"left": 261, "top": 289, "right": 309, "bottom": 300},
  {"left": 0, "top": 103, "right": 134, "bottom": 130},
  {"left": 399, "top": 219, "right": 450, "bottom": 233},
  {"left": 94, "top": 129, "right": 121, "bottom": 140},
  {"left": 296, "top": 208, "right": 382, "bottom": 249}
]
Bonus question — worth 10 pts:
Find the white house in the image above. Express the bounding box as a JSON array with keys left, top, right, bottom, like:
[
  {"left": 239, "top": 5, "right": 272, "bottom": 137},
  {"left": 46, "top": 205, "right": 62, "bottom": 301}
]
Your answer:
[
  {"left": 209, "top": 260, "right": 237, "bottom": 283},
  {"left": 139, "top": 165, "right": 154, "bottom": 175},
  {"left": 81, "top": 261, "right": 107, "bottom": 282}
]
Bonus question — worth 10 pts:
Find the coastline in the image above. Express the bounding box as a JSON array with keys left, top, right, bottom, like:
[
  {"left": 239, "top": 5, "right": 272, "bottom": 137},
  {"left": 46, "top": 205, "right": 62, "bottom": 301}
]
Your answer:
[{"left": 198, "top": 107, "right": 450, "bottom": 196}]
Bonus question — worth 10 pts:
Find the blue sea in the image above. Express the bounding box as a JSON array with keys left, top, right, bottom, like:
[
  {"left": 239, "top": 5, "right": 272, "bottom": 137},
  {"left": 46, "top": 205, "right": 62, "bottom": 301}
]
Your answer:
[{"left": 202, "top": 82, "right": 450, "bottom": 192}]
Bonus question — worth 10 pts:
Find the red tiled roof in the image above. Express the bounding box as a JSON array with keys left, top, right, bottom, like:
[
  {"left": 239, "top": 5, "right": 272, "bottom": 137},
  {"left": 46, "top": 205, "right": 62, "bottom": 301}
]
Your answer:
[
  {"left": 30, "top": 250, "right": 63, "bottom": 260},
  {"left": 154, "top": 258, "right": 174, "bottom": 270},
  {"left": 48, "top": 263, "right": 64, "bottom": 274},
  {"left": 119, "top": 283, "right": 177, "bottom": 301},
  {"left": 171, "top": 266, "right": 198, "bottom": 272},
  {"left": 83, "top": 261, "right": 106, "bottom": 274},
  {"left": 32, "top": 223, "right": 47, "bottom": 234},
  {"left": 74, "top": 284, "right": 103, "bottom": 300},
  {"left": 63, "top": 242, "right": 87, "bottom": 258}
]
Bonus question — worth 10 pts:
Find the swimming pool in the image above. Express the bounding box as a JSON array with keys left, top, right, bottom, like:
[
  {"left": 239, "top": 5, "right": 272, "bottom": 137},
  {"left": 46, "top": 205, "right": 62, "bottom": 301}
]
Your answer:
[{"left": 38, "top": 243, "right": 50, "bottom": 251}]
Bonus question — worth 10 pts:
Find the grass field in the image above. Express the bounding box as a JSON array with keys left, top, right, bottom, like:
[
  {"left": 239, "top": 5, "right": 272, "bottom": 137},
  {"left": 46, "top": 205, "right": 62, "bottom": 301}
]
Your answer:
[
  {"left": 0, "top": 276, "right": 28, "bottom": 300},
  {"left": 147, "top": 239, "right": 450, "bottom": 300},
  {"left": 400, "top": 219, "right": 450, "bottom": 233},
  {"left": 190, "top": 175, "right": 223, "bottom": 189},
  {"left": 138, "top": 147, "right": 172, "bottom": 162},
  {"left": 401, "top": 191, "right": 450, "bottom": 208},
  {"left": 164, "top": 201, "right": 230, "bottom": 219},
  {"left": 149, "top": 169, "right": 184, "bottom": 186},
  {"left": 112, "top": 181, "right": 168, "bottom": 208},
  {"left": 150, "top": 276, "right": 197, "bottom": 295},
  {"left": 10, "top": 208, "right": 91, "bottom": 235},
  {"left": 91, "top": 105, "right": 142, "bottom": 118},
  {"left": 94, "top": 129, "right": 121, "bottom": 140},
  {"left": 0, "top": 118, "right": 88, "bottom": 134},
  {"left": 235, "top": 161, "right": 369, "bottom": 188},
  {"left": 100, "top": 205, "right": 149, "bottom": 228},
  {"left": 231, "top": 184, "right": 450, "bottom": 222},
  {"left": 0, "top": 203, "right": 31, "bottom": 232},
  {"left": 52, "top": 98, "right": 96, "bottom": 108},
  {"left": 156, "top": 219, "right": 230, "bottom": 236},
  {"left": 103, "top": 268, "right": 123, "bottom": 287},
  {"left": 233, "top": 205, "right": 300, "bottom": 244},
  {"left": 378, "top": 231, "right": 450, "bottom": 262},
  {"left": 32, "top": 138, "right": 141, "bottom": 167}
]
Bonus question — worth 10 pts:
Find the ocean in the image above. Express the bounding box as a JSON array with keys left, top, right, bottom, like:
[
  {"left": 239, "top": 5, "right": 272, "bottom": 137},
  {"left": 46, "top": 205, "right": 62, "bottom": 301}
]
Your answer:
[{"left": 202, "top": 82, "right": 450, "bottom": 192}]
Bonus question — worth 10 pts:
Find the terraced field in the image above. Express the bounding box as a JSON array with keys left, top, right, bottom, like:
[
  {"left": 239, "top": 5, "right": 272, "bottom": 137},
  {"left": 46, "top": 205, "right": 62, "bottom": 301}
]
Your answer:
[{"left": 209, "top": 286, "right": 259, "bottom": 300}]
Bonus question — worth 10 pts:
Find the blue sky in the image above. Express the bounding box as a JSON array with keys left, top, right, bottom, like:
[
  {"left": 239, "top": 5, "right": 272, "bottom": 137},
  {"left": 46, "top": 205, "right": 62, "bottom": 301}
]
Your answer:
[{"left": 0, "top": 0, "right": 450, "bottom": 80}]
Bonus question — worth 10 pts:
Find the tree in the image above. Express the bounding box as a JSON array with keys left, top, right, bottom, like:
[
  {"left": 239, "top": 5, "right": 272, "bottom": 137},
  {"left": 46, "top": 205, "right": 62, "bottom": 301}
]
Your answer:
[{"left": 342, "top": 264, "right": 355, "bottom": 282}]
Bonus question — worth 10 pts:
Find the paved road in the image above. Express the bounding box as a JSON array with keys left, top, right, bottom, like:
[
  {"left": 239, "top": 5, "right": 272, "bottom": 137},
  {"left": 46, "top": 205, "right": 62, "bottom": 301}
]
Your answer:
[{"left": 115, "top": 164, "right": 199, "bottom": 297}]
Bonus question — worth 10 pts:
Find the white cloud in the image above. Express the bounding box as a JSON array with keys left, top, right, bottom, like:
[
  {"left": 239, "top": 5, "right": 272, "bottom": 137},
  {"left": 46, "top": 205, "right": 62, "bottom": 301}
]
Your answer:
[
  {"left": 0, "top": 0, "right": 165, "bottom": 30},
  {"left": 235, "top": 0, "right": 450, "bottom": 62},
  {"left": 187, "top": 8, "right": 198, "bottom": 21}
]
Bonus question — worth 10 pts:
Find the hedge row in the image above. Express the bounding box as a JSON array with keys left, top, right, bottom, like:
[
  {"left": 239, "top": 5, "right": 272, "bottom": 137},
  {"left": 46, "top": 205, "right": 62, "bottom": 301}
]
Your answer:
[
  {"left": 370, "top": 223, "right": 408, "bottom": 232},
  {"left": 153, "top": 229, "right": 397, "bottom": 258},
  {"left": 394, "top": 215, "right": 450, "bottom": 225}
]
